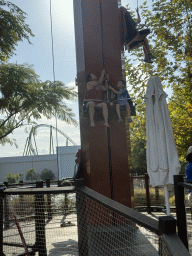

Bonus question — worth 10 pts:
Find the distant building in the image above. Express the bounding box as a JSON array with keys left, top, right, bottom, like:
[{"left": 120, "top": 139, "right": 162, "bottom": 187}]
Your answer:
[{"left": 0, "top": 145, "right": 80, "bottom": 183}]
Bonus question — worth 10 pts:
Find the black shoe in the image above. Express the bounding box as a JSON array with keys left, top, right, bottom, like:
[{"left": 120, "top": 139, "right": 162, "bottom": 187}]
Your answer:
[
  {"left": 144, "top": 55, "right": 153, "bottom": 63},
  {"left": 148, "top": 53, "right": 157, "bottom": 59}
]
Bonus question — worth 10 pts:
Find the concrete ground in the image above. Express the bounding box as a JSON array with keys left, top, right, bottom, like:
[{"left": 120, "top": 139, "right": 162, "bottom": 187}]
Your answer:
[
  {"left": 3, "top": 211, "right": 191, "bottom": 256},
  {"left": 3, "top": 213, "right": 78, "bottom": 256},
  {"left": 3, "top": 213, "right": 159, "bottom": 256}
]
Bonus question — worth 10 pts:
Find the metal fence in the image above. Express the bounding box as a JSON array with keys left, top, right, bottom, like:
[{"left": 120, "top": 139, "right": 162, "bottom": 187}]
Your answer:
[
  {"left": 174, "top": 175, "right": 192, "bottom": 255},
  {"left": 132, "top": 174, "right": 176, "bottom": 213},
  {"left": 76, "top": 189, "right": 159, "bottom": 255},
  {"left": 1, "top": 182, "right": 78, "bottom": 256},
  {"left": 76, "top": 184, "right": 189, "bottom": 256},
  {"left": 0, "top": 179, "right": 190, "bottom": 256}
]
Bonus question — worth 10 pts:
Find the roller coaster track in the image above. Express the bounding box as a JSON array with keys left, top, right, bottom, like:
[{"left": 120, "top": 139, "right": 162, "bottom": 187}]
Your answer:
[{"left": 23, "top": 124, "right": 77, "bottom": 156}]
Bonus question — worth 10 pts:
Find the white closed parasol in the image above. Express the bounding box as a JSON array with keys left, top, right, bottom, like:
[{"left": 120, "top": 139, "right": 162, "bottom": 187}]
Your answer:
[{"left": 145, "top": 76, "right": 180, "bottom": 215}]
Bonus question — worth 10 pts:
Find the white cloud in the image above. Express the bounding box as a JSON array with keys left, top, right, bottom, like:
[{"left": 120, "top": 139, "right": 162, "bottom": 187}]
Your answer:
[{"left": 66, "top": 81, "right": 78, "bottom": 92}]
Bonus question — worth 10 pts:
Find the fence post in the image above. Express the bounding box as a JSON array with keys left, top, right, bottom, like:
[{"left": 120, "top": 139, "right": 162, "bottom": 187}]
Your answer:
[
  {"left": 34, "top": 181, "right": 47, "bottom": 256},
  {"left": 75, "top": 179, "right": 88, "bottom": 256},
  {"left": 174, "top": 175, "right": 188, "bottom": 250},
  {"left": 46, "top": 179, "right": 52, "bottom": 220},
  {"left": 0, "top": 189, "right": 5, "bottom": 256},
  {"left": 3, "top": 182, "right": 9, "bottom": 229},
  {"left": 130, "top": 177, "right": 134, "bottom": 197},
  {"left": 19, "top": 181, "right": 24, "bottom": 217},
  {"left": 155, "top": 187, "right": 159, "bottom": 206},
  {"left": 145, "top": 174, "right": 151, "bottom": 213},
  {"left": 159, "top": 216, "right": 176, "bottom": 255}
]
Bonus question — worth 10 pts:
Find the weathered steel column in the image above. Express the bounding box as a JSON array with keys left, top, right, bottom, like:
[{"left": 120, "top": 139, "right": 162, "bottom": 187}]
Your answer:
[{"left": 73, "top": 0, "right": 132, "bottom": 208}]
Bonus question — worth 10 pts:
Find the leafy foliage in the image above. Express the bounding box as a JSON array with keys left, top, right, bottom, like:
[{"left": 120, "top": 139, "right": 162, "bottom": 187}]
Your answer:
[
  {"left": 25, "top": 168, "right": 38, "bottom": 181},
  {"left": 5, "top": 172, "right": 20, "bottom": 183},
  {"left": 0, "top": 63, "right": 77, "bottom": 145},
  {"left": 129, "top": 98, "right": 147, "bottom": 175},
  {"left": 126, "top": 0, "right": 192, "bottom": 167},
  {"left": 0, "top": 0, "right": 34, "bottom": 61},
  {"left": 40, "top": 168, "right": 55, "bottom": 181},
  {"left": 131, "top": 137, "right": 147, "bottom": 175},
  {"left": 0, "top": 2, "right": 78, "bottom": 146}
]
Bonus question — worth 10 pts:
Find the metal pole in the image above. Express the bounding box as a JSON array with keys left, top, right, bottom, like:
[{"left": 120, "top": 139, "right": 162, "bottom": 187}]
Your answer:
[
  {"left": 174, "top": 175, "right": 188, "bottom": 250},
  {"left": 145, "top": 174, "right": 151, "bottom": 213},
  {"left": 164, "top": 185, "right": 171, "bottom": 215},
  {"left": 3, "top": 182, "right": 9, "bottom": 229},
  {"left": 46, "top": 179, "right": 52, "bottom": 220},
  {"left": 76, "top": 192, "right": 88, "bottom": 256},
  {"left": 35, "top": 181, "right": 47, "bottom": 255},
  {"left": 0, "top": 192, "right": 5, "bottom": 256}
]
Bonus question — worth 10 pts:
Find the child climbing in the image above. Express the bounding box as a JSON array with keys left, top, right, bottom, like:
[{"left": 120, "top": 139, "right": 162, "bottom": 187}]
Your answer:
[
  {"left": 86, "top": 69, "right": 110, "bottom": 127},
  {"left": 119, "top": 7, "right": 156, "bottom": 63},
  {"left": 109, "top": 80, "right": 132, "bottom": 123}
]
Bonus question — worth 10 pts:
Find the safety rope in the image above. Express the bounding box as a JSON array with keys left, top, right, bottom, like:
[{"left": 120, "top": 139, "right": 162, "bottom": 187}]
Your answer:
[
  {"left": 49, "top": 0, "right": 60, "bottom": 184},
  {"left": 99, "top": 0, "right": 113, "bottom": 200},
  {"left": 99, "top": 0, "right": 106, "bottom": 69}
]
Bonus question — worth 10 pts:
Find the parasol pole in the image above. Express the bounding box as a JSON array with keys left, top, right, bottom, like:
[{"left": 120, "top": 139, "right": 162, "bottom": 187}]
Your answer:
[{"left": 164, "top": 185, "right": 171, "bottom": 215}]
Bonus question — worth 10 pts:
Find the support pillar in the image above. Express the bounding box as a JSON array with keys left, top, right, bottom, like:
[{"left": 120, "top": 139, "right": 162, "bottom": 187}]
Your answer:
[{"left": 74, "top": 0, "right": 131, "bottom": 207}]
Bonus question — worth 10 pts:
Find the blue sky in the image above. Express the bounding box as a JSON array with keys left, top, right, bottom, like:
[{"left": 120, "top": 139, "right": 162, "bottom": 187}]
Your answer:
[{"left": 0, "top": 0, "right": 153, "bottom": 157}]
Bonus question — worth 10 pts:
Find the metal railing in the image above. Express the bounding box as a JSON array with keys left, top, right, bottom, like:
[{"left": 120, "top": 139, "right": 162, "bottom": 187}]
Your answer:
[
  {"left": 131, "top": 174, "right": 176, "bottom": 213},
  {"left": 174, "top": 175, "right": 192, "bottom": 254},
  {"left": 0, "top": 178, "right": 190, "bottom": 256},
  {"left": 2, "top": 174, "right": 176, "bottom": 214},
  {"left": 75, "top": 181, "right": 189, "bottom": 256},
  {"left": 0, "top": 181, "right": 77, "bottom": 256}
]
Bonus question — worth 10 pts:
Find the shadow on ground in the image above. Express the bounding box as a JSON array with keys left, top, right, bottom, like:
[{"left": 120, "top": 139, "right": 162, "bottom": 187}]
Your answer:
[{"left": 48, "top": 239, "right": 78, "bottom": 256}]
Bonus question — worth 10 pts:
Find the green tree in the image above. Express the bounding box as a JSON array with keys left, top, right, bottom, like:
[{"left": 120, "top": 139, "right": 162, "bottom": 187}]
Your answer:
[
  {"left": 129, "top": 98, "right": 147, "bottom": 175},
  {"left": 131, "top": 136, "right": 147, "bottom": 176},
  {"left": 125, "top": 0, "right": 192, "bottom": 162},
  {"left": 0, "top": 63, "right": 77, "bottom": 145},
  {"left": 169, "top": 87, "right": 192, "bottom": 168},
  {"left": 5, "top": 172, "right": 20, "bottom": 183},
  {"left": 25, "top": 168, "right": 38, "bottom": 181},
  {"left": 0, "top": 0, "right": 34, "bottom": 61},
  {"left": 40, "top": 168, "right": 55, "bottom": 181}
]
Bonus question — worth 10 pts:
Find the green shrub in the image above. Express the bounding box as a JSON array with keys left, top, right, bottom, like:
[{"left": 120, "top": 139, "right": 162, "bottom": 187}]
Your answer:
[
  {"left": 133, "top": 188, "right": 165, "bottom": 207},
  {"left": 169, "top": 194, "right": 189, "bottom": 207},
  {"left": 5, "top": 173, "right": 20, "bottom": 184},
  {"left": 25, "top": 168, "right": 38, "bottom": 181},
  {"left": 40, "top": 168, "right": 55, "bottom": 181}
]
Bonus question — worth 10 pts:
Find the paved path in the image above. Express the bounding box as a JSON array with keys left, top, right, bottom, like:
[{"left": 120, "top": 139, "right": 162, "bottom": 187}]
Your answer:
[{"left": 5, "top": 211, "right": 190, "bottom": 256}]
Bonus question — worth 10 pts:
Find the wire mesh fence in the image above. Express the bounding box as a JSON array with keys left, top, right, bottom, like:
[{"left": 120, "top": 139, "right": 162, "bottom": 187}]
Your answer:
[
  {"left": 0, "top": 180, "right": 189, "bottom": 256},
  {"left": 159, "top": 237, "right": 172, "bottom": 256},
  {"left": 2, "top": 193, "right": 78, "bottom": 256},
  {"left": 183, "top": 187, "right": 192, "bottom": 255},
  {"left": 76, "top": 192, "right": 160, "bottom": 256},
  {"left": 132, "top": 176, "right": 175, "bottom": 212}
]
